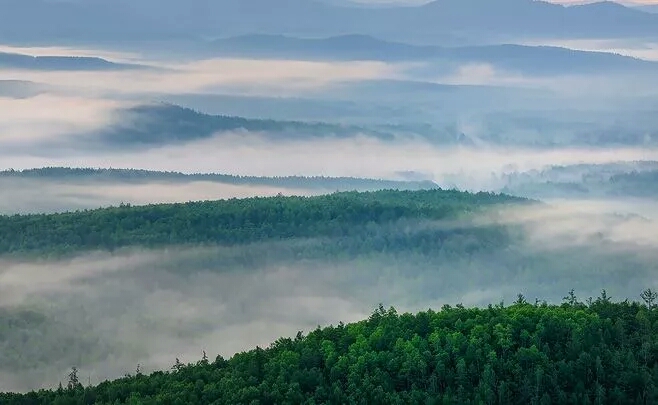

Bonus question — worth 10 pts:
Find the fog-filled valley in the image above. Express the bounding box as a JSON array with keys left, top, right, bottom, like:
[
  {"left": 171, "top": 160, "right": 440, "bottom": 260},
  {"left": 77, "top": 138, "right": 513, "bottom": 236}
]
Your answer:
[
  {"left": 2, "top": 190, "right": 658, "bottom": 392},
  {"left": 2, "top": 0, "right": 658, "bottom": 402}
]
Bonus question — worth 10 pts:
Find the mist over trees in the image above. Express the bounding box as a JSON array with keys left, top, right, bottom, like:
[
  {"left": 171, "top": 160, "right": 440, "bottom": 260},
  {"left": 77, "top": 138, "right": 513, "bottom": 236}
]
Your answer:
[
  {"left": 0, "top": 167, "right": 438, "bottom": 191},
  {"left": 1, "top": 0, "right": 658, "bottom": 401}
]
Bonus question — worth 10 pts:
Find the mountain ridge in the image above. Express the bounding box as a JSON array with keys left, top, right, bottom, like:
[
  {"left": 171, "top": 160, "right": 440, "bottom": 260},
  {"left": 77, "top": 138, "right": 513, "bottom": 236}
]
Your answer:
[
  {"left": 209, "top": 34, "right": 658, "bottom": 75},
  {"left": 1, "top": 0, "right": 658, "bottom": 45}
]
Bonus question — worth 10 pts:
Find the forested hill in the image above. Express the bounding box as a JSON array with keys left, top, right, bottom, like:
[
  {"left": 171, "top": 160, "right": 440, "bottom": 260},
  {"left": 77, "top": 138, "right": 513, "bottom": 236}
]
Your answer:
[
  {"left": 90, "top": 104, "right": 393, "bottom": 148},
  {"left": 0, "top": 167, "right": 438, "bottom": 191},
  {"left": 4, "top": 293, "right": 658, "bottom": 404},
  {"left": 0, "top": 189, "right": 525, "bottom": 256}
]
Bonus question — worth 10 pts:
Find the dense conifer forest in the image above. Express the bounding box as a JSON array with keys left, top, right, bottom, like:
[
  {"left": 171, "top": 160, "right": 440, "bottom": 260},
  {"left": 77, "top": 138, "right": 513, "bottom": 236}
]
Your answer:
[
  {"left": 0, "top": 189, "right": 524, "bottom": 256},
  {"left": 4, "top": 292, "right": 658, "bottom": 404}
]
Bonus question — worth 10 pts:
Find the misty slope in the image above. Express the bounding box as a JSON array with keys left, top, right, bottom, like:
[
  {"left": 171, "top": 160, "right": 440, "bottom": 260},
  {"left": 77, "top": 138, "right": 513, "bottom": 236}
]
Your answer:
[
  {"left": 5, "top": 298, "right": 658, "bottom": 404},
  {"left": 0, "top": 189, "right": 656, "bottom": 392},
  {"left": 2, "top": 0, "right": 658, "bottom": 45},
  {"left": 500, "top": 163, "right": 658, "bottom": 199},
  {"left": 0, "top": 189, "right": 522, "bottom": 256},
  {"left": 0, "top": 167, "right": 437, "bottom": 191},
  {"left": 211, "top": 34, "right": 658, "bottom": 75},
  {"left": 158, "top": 85, "right": 552, "bottom": 128},
  {"left": 78, "top": 103, "right": 658, "bottom": 150},
  {"left": 87, "top": 104, "right": 393, "bottom": 149},
  {"left": 0, "top": 168, "right": 440, "bottom": 215},
  {"left": 0, "top": 52, "right": 140, "bottom": 71}
]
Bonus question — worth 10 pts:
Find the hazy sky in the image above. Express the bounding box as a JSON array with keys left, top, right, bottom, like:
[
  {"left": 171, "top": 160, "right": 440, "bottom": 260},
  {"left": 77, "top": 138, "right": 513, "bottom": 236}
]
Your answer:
[
  {"left": 351, "top": 0, "right": 658, "bottom": 4},
  {"left": 552, "top": 0, "right": 658, "bottom": 3}
]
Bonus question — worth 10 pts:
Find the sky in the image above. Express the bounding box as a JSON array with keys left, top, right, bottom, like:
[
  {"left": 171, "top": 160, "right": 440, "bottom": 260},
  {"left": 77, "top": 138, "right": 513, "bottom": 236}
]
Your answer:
[{"left": 350, "top": 0, "right": 658, "bottom": 4}]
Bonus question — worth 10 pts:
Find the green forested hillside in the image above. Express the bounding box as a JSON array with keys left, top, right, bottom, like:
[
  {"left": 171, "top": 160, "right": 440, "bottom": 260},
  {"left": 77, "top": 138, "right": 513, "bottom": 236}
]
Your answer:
[
  {"left": 0, "top": 189, "right": 524, "bottom": 256},
  {"left": 4, "top": 293, "right": 658, "bottom": 404}
]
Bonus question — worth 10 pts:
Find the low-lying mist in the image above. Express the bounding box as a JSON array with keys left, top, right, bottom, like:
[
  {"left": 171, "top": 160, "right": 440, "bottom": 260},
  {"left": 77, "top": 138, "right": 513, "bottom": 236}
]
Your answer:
[
  {"left": 2, "top": 198, "right": 657, "bottom": 392},
  {"left": 2, "top": 38, "right": 658, "bottom": 395},
  {"left": 4, "top": 133, "right": 657, "bottom": 192},
  {"left": 0, "top": 178, "right": 324, "bottom": 215}
]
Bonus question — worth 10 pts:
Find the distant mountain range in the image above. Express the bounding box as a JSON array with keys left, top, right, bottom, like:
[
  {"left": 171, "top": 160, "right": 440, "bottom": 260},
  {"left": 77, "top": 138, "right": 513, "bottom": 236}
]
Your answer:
[
  {"left": 1, "top": 0, "right": 657, "bottom": 46},
  {"left": 211, "top": 34, "right": 658, "bottom": 75},
  {"left": 0, "top": 52, "right": 141, "bottom": 71}
]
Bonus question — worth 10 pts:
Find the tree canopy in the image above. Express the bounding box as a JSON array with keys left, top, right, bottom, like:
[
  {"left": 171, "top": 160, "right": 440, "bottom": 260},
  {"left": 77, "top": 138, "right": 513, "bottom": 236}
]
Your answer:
[
  {"left": 4, "top": 292, "right": 658, "bottom": 404},
  {"left": 0, "top": 189, "right": 525, "bottom": 256}
]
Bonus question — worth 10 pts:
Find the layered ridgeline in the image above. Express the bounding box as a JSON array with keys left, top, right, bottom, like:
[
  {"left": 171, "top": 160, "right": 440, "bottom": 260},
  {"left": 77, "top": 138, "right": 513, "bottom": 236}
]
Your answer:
[{"left": 4, "top": 295, "right": 658, "bottom": 404}]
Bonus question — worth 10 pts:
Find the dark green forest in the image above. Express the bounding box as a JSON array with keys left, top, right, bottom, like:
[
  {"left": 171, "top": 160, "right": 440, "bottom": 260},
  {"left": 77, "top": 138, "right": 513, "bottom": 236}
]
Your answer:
[
  {"left": 5, "top": 293, "right": 658, "bottom": 404},
  {"left": 0, "top": 189, "right": 524, "bottom": 256}
]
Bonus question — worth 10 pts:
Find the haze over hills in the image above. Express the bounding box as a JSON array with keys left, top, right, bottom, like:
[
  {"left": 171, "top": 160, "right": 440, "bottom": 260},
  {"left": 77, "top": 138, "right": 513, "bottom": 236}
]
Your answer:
[
  {"left": 498, "top": 161, "right": 658, "bottom": 199},
  {"left": 3, "top": 0, "right": 658, "bottom": 399},
  {"left": 0, "top": 80, "right": 45, "bottom": 98},
  {"left": 80, "top": 104, "right": 396, "bottom": 150},
  {"left": 2, "top": 0, "right": 658, "bottom": 46},
  {"left": 0, "top": 52, "right": 141, "bottom": 71},
  {"left": 0, "top": 167, "right": 437, "bottom": 189},
  {"left": 0, "top": 167, "right": 439, "bottom": 214},
  {"left": 94, "top": 104, "right": 658, "bottom": 149},
  {"left": 1, "top": 188, "right": 658, "bottom": 395},
  {"left": 211, "top": 34, "right": 658, "bottom": 75}
]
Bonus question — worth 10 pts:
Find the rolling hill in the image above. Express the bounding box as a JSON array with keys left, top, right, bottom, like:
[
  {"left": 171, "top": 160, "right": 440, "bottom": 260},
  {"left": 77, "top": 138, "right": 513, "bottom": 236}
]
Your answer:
[
  {"left": 65, "top": 103, "right": 658, "bottom": 151},
  {"left": 80, "top": 104, "right": 396, "bottom": 149},
  {"left": 0, "top": 189, "right": 520, "bottom": 256}
]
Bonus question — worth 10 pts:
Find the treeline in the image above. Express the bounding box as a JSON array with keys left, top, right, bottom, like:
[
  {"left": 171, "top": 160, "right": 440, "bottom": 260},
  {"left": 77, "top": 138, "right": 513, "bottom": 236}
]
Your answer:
[
  {"left": 0, "top": 189, "right": 524, "bottom": 256},
  {"left": 0, "top": 167, "right": 438, "bottom": 191},
  {"left": 5, "top": 291, "right": 658, "bottom": 404}
]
